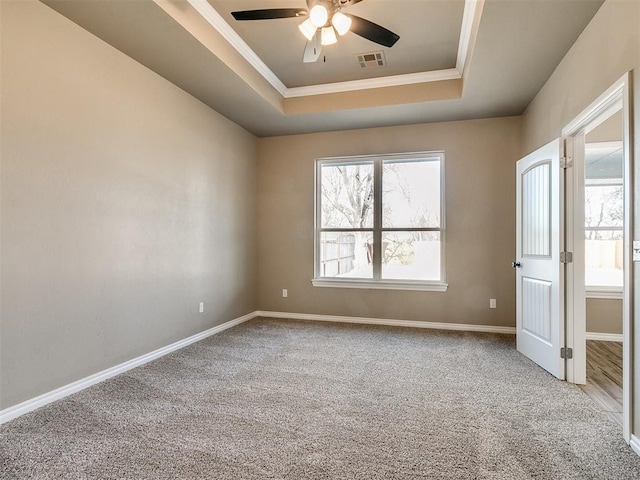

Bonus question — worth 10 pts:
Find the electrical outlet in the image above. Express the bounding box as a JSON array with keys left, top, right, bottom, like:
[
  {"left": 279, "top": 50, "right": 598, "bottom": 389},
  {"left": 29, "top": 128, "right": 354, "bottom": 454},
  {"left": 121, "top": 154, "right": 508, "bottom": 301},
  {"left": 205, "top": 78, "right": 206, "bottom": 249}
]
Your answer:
[
  {"left": 489, "top": 299, "right": 496, "bottom": 309},
  {"left": 199, "top": 302, "right": 204, "bottom": 313},
  {"left": 282, "top": 289, "right": 288, "bottom": 298}
]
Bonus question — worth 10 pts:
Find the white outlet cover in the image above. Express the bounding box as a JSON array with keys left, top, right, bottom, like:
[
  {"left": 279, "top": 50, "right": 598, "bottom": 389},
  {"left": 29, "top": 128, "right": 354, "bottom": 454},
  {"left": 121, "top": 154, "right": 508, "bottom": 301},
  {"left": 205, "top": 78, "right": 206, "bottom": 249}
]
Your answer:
[{"left": 199, "top": 302, "right": 204, "bottom": 313}]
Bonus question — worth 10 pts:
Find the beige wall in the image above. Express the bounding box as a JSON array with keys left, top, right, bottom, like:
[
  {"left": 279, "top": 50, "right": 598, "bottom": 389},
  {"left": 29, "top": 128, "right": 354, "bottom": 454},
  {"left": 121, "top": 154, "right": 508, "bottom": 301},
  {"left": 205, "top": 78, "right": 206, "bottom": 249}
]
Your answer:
[
  {"left": 521, "top": 0, "right": 639, "bottom": 155},
  {"left": 587, "top": 299, "right": 623, "bottom": 334},
  {"left": 257, "top": 117, "right": 521, "bottom": 327},
  {"left": 0, "top": 1, "right": 258, "bottom": 409},
  {"left": 521, "top": 0, "right": 640, "bottom": 435},
  {"left": 587, "top": 110, "right": 623, "bottom": 143}
]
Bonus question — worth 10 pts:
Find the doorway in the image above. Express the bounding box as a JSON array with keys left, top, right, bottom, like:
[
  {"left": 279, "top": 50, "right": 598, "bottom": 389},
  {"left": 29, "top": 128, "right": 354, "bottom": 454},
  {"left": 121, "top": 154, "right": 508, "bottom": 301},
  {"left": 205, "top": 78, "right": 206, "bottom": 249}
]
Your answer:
[
  {"left": 579, "top": 121, "right": 624, "bottom": 428},
  {"left": 563, "top": 74, "right": 633, "bottom": 442}
]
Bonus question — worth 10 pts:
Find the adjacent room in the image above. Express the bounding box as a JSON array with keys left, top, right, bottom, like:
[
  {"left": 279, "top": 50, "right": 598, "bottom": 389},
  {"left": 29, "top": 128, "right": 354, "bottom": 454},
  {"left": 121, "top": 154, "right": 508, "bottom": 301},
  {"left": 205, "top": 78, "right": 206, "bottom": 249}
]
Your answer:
[{"left": 2, "top": 0, "right": 640, "bottom": 478}]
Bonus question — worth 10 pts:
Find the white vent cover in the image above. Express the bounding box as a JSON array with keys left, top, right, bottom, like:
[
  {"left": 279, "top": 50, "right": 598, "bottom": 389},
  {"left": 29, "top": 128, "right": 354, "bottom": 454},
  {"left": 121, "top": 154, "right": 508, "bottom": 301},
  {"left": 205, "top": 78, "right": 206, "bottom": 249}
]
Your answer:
[{"left": 356, "top": 51, "right": 386, "bottom": 69}]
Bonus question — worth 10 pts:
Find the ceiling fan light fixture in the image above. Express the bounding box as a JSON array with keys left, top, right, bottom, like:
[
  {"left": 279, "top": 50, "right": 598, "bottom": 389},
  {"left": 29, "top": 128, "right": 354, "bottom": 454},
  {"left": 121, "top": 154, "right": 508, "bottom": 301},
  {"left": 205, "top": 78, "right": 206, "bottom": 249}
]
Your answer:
[
  {"left": 331, "top": 12, "right": 351, "bottom": 36},
  {"left": 309, "top": 5, "right": 329, "bottom": 28},
  {"left": 321, "top": 26, "right": 338, "bottom": 46},
  {"left": 298, "top": 18, "right": 317, "bottom": 41}
]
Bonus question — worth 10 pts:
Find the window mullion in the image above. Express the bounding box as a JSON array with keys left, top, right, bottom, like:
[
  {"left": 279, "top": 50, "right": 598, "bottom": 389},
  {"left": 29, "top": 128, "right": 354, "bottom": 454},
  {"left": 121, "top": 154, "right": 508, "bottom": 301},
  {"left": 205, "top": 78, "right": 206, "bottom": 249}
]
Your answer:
[{"left": 373, "top": 159, "right": 383, "bottom": 280}]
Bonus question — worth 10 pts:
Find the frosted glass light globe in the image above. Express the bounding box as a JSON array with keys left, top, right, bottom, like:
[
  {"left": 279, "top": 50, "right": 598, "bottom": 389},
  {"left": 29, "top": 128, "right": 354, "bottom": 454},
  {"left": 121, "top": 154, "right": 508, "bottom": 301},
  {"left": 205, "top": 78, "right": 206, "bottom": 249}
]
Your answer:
[
  {"left": 309, "top": 5, "right": 328, "bottom": 28},
  {"left": 321, "top": 26, "right": 337, "bottom": 46},
  {"left": 298, "top": 18, "right": 317, "bottom": 41},
  {"left": 331, "top": 12, "right": 352, "bottom": 36}
]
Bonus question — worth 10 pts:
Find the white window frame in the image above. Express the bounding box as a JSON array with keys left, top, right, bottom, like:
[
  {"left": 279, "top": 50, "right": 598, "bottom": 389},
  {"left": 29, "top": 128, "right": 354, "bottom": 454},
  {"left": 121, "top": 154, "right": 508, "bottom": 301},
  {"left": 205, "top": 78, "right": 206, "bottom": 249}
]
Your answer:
[
  {"left": 584, "top": 176, "right": 623, "bottom": 299},
  {"left": 312, "top": 151, "right": 447, "bottom": 291}
]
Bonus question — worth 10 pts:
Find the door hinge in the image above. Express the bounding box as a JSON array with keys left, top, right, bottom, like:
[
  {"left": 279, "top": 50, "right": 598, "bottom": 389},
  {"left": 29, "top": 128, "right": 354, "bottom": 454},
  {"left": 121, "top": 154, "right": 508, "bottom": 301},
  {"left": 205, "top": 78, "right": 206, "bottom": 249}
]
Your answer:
[
  {"left": 560, "top": 251, "right": 573, "bottom": 263},
  {"left": 560, "top": 157, "right": 573, "bottom": 168},
  {"left": 561, "top": 347, "right": 573, "bottom": 359}
]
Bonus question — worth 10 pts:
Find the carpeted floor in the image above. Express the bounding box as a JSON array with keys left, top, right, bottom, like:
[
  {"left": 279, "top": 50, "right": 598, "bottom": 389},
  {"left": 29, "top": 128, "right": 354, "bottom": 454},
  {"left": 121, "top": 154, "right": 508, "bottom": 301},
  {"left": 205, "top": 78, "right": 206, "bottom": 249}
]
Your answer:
[{"left": 2, "top": 318, "right": 640, "bottom": 479}]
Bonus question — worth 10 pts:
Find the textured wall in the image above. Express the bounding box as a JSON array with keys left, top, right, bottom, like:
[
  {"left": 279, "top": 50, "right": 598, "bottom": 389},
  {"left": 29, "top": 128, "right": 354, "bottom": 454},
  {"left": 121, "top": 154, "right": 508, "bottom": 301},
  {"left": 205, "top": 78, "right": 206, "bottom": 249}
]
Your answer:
[
  {"left": 257, "top": 117, "right": 521, "bottom": 328},
  {"left": 521, "top": 0, "right": 640, "bottom": 435},
  {"left": 0, "top": 1, "right": 258, "bottom": 408}
]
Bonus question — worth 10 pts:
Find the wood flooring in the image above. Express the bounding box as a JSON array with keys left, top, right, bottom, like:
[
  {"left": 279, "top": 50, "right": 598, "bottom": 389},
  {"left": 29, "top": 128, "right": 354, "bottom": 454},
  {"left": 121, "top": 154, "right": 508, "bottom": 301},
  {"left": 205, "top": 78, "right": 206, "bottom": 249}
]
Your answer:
[{"left": 579, "top": 340, "right": 623, "bottom": 428}]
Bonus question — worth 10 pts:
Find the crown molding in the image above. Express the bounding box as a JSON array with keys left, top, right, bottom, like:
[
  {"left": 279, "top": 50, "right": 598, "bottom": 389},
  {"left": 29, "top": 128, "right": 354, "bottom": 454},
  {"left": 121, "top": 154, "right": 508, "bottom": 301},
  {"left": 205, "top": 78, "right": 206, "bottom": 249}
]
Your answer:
[
  {"left": 456, "top": 0, "right": 484, "bottom": 74},
  {"left": 188, "top": 0, "right": 483, "bottom": 99},
  {"left": 186, "top": 0, "right": 287, "bottom": 96},
  {"left": 284, "top": 68, "right": 461, "bottom": 98}
]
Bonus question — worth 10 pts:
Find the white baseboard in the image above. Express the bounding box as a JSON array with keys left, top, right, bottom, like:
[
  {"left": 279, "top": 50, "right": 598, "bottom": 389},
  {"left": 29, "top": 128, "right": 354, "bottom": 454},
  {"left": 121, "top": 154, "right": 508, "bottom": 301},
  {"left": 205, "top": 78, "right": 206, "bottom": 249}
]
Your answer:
[
  {"left": 0, "top": 311, "right": 258, "bottom": 425},
  {"left": 630, "top": 435, "right": 640, "bottom": 457},
  {"left": 256, "top": 311, "right": 516, "bottom": 334},
  {"left": 585, "top": 332, "right": 623, "bottom": 342},
  {"left": 0, "top": 310, "right": 514, "bottom": 425}
]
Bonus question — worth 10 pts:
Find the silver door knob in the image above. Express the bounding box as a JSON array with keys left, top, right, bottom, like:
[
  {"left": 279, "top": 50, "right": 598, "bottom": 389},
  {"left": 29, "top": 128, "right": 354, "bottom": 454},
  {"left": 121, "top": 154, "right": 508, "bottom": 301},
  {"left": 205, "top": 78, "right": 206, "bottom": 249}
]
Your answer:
[{"left": 512, "top": 261, "right": 521, "bottom": 268}]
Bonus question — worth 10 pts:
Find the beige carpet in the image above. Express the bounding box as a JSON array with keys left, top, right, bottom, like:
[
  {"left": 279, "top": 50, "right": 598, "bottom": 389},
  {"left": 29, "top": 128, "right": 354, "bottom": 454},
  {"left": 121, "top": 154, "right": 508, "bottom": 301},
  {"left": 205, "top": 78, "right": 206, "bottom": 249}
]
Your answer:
[{"left": 2, "top": 318, "right": 640, "bottom": 479}]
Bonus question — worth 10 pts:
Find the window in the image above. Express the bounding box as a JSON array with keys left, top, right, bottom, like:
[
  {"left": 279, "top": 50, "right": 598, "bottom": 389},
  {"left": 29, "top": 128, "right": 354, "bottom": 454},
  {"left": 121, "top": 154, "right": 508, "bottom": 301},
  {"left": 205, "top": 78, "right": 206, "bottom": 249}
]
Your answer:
[
  {"left": 584, "top": 141, "right": 623, "bottom": 296},
  {"left": 313, "top": 152, "right": 446, "bottom": 291}
]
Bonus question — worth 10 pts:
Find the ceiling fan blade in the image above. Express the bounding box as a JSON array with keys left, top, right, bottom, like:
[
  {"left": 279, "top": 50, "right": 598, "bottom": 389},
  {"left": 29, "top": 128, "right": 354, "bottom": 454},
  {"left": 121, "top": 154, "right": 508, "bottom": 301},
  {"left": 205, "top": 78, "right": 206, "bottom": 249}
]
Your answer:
[
  {"left": 231, "top": 9, "right": 308, "bottom": 21},
  {"left": 303, "top": 31, "right": 323, "bottom": 63},
  {"left": 347, "top": 14, "right": 400, "bottom": 48},
  {"left": 338, "top": 0, "right": 365, "bottom": 6}
]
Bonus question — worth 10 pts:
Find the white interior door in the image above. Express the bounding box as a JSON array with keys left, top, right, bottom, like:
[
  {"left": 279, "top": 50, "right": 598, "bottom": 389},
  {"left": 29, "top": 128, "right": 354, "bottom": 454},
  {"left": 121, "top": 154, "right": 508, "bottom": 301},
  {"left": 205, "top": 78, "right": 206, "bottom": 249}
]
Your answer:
[{"left": 515, "top": 138, "right": 565, "bottom": 379}]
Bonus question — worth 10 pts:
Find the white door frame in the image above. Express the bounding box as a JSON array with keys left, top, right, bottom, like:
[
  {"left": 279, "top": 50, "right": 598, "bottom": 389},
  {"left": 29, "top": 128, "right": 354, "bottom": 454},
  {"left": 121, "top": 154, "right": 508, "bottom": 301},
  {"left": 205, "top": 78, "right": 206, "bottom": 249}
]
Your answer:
[{"left": 562, "top": 73, "right": 633, "bottom": 443}]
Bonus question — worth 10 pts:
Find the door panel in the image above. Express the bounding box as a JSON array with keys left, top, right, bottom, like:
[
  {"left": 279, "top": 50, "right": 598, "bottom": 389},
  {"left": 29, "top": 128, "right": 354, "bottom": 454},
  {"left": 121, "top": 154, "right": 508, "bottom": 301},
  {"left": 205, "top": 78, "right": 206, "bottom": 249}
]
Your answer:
[
  {"left": 521, "top": 277, "right": 552, "bottom": 342},
  {"left": 522, "top": 162, "right": 551, "bottom": 256},
  {"left": 516, "top": 138, "right": 564, "bottom": 379}
]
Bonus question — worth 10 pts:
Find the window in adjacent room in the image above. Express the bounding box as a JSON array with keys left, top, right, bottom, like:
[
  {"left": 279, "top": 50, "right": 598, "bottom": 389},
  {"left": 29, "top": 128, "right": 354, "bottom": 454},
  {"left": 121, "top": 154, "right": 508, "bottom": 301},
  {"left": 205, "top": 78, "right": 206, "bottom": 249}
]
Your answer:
[
  {"left": 313, "top": 152, "right": 446, "bottom": 291},
  {"left": 584, "top": 141, "right": 623, "bottom": 295}
]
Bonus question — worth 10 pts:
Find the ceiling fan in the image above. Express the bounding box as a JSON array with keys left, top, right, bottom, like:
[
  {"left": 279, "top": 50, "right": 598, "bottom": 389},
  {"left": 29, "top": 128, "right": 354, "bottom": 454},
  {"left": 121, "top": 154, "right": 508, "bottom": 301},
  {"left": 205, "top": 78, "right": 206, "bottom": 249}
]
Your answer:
[{"left": 231, "top": 0, "right": 400, "bottom": 63}]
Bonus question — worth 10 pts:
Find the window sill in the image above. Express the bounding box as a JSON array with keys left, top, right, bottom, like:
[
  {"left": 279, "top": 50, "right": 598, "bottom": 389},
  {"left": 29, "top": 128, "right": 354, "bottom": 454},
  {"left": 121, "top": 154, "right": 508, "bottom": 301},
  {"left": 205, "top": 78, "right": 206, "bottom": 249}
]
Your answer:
[
  {"left": 311, "top": 278, "right": 448, "bottom": 292},
  {"left": 586, "top": 287, "right": 623, "bottom": 300}
]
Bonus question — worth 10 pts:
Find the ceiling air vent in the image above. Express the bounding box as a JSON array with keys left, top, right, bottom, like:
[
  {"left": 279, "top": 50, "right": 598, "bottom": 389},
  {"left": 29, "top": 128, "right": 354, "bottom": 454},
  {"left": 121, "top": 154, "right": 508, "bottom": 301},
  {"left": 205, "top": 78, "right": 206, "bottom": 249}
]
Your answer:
[{"left": 356, "top": 51, "right": 386, "bottom": 69}]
